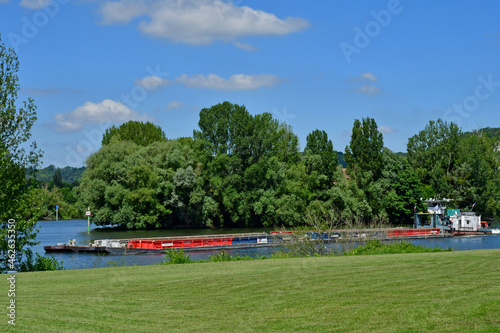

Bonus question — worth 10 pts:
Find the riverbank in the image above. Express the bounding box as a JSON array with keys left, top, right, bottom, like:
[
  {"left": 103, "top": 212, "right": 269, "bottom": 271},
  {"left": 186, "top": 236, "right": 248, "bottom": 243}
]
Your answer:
[{"left": 3, "top": 249, "right": 499, "bottom": 332}]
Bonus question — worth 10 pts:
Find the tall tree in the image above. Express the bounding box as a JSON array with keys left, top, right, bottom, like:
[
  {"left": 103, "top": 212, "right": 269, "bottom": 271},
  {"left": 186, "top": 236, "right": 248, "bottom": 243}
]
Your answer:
[
  {"left": 344, "top": 117, "right": 384, "bottom": 181},
  {"left": 53, "top": 168, "right": 63, "bottom": 187},
  {"left": 305, "top": 129, "right": 338, "bottom": 183},
  {"left": 193, "top": 101, "right": 253, "bottom": 159},
  {"left": 0, "top": 35, "right": 44, "bottom": 272}
]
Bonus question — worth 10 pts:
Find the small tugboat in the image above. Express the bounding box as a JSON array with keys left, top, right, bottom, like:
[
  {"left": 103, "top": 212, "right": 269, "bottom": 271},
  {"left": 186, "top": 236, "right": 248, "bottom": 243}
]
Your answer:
[{"left": 414, "top": 198, "right": 492, "bottom": 235}]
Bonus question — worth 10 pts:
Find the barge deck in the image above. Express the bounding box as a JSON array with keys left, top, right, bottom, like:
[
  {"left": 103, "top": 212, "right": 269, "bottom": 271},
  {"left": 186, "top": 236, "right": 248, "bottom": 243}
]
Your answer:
[{"left": 44, "top": 228, "right": 455, "bottom": 255}]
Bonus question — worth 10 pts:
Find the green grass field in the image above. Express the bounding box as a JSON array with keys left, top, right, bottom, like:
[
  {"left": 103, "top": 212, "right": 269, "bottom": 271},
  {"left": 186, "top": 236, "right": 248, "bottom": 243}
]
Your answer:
[{"left": 2, "top": 250, "right": 499, "bottom": 332}]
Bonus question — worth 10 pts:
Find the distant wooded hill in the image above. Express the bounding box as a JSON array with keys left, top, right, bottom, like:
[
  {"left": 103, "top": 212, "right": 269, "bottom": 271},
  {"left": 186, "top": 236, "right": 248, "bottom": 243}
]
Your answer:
[
  {"left": 36, "top": 165, "right": 86, "bottom": 184},
  {"left": 466, "top": 127, "right": 500, "bottom": 140}
]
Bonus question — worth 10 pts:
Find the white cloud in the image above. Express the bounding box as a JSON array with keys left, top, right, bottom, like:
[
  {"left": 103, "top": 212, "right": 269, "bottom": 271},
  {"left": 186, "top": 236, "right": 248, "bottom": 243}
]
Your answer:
[
  {"left": 98, "top": 0, "right": 150, "bottom": 24},
  {"left": 98, "top": 0, "right": 310, "bottom": 45},
  {"left": 20, "top": 0, "right": 51, "bottom": 9},
  {"left": 0, "top": 0, "right": 9, "bottom": 4},
  {"left": 348, "top": 72, "right": 379, "bottom": 83},
  {"left": 378, "top": 126, "right": 396, "bottom": 134},
  {"left": 166, "top": 101, "right": 184, "bottom": 110},
  {"left": 354, "top": 84, "right": 383, "bottom": 96},
  {"left": 134, "top": 76, "right": 171, "bottom": 90},
  {"left": 361, "top": 72, "right": 378, "bottom": 82},
  {"left": 233, "top": 41, "right": 259, "bottom": 52},
  {"left": 76, "top": 145, "right": 94, "bottom": 154},
  {"left": 176, "top": 73, "right": 282, "bottom": 90},
  {"left": 53, "top": 99, "right": 153, "bottom": 132},
  {"left": 347, "top": 72, "right": 382, "bottom": 96},
  {"left": 21, "top": 87, "right": 61, "bottom": 96}
]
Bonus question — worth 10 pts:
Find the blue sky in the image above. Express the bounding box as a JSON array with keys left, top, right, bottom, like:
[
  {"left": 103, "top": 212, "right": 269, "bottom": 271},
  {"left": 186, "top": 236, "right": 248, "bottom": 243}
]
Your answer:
[{"left": 1, "top": 0, "right": 499, "bottom": 167}]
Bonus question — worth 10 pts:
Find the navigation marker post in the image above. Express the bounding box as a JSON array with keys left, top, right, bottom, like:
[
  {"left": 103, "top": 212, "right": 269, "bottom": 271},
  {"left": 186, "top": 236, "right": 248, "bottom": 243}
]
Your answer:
[{"left": 85, "top": 207, "right": 91, "bottom": 233}]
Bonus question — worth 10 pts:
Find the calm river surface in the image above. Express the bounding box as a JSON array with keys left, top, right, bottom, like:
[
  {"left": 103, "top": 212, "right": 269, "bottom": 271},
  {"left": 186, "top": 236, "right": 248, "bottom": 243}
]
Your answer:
[{"left": 32, "top": 220, "right": 500, "bottom": 270}]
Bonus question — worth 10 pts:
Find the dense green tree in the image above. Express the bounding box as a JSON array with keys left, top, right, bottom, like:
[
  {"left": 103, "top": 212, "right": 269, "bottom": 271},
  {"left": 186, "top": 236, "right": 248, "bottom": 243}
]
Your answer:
[
  {"left": 376, "top": 149, "right": 424, "bottom": 224},
  {"left": 0, "top": 35, "right": 45, "bottom": 272},
  {"left": 101, "top": 120, "right": 167, "bottom": 146},
  {"left": 192, "top": 102, "right": 302, "bottom": 227},
  {"left": 449, "top": 131, "right": 500, "bottom": 216},
  {"left": 304, "top": 129, "right": 338, "bottom": 188},
  {"left": 53, "top": 168, "right": 63, "bottom": 187},
  {"left": 344, "top": 117, "right": 384, "bottom": 182},
  {"left": 193, "top": 101, "right": 253, "bottom": 159},
  {"left": 77, "top": 139, "right": 204, "bottom": 229},
  {"left": 407, "top": 119, "right": 461, "bottom": 197}
]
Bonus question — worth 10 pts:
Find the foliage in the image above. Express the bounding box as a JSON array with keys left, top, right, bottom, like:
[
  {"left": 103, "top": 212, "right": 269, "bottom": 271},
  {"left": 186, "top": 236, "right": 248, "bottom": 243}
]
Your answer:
[
  {"left": 192, "top": 101, "right": 302, "bottom": 228},
  {"left": 372, "top": 148, "right": 424, "bottom": 224},
  {"left": 407, "top": 119, "right": 500, "bottom": 217},
  {"left": 0, "top": 34, "right": 44, "bottom": 273},
  {"left": 36, "top": 164, "right": 85, "bottom": 184},
  {"left": 208, "top": 250, "right": 255, "bottom": 262},
  {"left": 162, "top": 249, "right": 195, "bottom": 264},
  {"left": 102, "top": 120, "right": 166, "bottom": 147},
  {"left": 35, "top": 186, "right": 81, "bottom": 220},
  {"left": 160, "top": 249, "right": 261, "bottom": 265},
  {"left": 471, "top": 126, "right": 500, "bottom": 140},
  {"left": 344, "top": 117, "right": 384, "bottom": 181},
  {"left": 345, "top": 240, "right": 451, "bottom": 256},
  {"left": 304, "top": 129, "right": 338, "bottom": 193},
  {"left": 20, "top": 248, "right": 64, "bottom": 271},
  {"left": 77, "top": 102, "right": 500, "bottom": 230},
  {"left": 77, "top": 139, "right": 204, "bottom": 228},
  {"left": 53, "top": 168, "right": 63, "bottom": 187},
  {"left": 407, "top": 119, "right": 461, "bottom": 197}
]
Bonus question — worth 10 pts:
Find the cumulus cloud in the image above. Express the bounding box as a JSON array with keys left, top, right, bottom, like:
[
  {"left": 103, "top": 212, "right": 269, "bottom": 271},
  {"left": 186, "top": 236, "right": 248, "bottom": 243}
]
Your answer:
[
  {"left": 233, "top": 41, "right": 259, "bottom": 52},
  {"left": 98, "top": 0, "right": 150, "bottom": 24},
  {"left": 20, "top": 0, "right": 51, "bottom": 9},
  {"left": 354, "top": 84, "right": 383, "bottom": 96},
  {"left": 166, "top": 101, "right": 184, "bottom": 110},
  {"left": 53, "top": 99, "right": 153, "bottom": 132},
  {"left": 347, "top": 72, "right": 383, "bottom": 96},
  {"left": 176, "top": 73, "right": 282, "bottom": 90},
  {"left": 378, "top": 126, "right": 396, "bottom": 134},
  {"left": 98, "top": 0, "right": 310, "bottom": 45},
  {"left": 348, "top": 72, "right": 379, "bottom": 83},
  {"left": 361, "top": 72, "right": 378, "bottom": 82},
  {"left": 134, "top": 76, "right": 171, "bottom": 90}
]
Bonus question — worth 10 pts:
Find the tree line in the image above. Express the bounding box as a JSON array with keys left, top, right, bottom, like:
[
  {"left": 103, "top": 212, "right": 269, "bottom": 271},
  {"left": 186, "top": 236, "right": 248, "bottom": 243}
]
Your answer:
[{"left": 74, "top": 102, "right": 500, "bottom": 229}]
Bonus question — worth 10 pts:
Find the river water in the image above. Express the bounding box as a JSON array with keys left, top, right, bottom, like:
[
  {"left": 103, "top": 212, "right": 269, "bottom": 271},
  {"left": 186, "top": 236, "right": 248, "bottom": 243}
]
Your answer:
[{"left": 31, "top": 220, "right": 500, "bottom": 270}]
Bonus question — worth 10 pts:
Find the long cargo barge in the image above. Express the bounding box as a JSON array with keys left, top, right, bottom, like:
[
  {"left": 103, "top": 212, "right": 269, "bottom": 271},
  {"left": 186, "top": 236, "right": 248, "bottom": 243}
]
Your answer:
[{"left": 44, "top": 228, "right": 453, "bottom": 255}]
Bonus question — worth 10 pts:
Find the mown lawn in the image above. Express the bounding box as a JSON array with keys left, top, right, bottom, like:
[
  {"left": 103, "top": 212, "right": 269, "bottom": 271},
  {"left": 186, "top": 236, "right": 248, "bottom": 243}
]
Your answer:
[{"left": 2, "top": 249, "right": 499, "bottom": 332}]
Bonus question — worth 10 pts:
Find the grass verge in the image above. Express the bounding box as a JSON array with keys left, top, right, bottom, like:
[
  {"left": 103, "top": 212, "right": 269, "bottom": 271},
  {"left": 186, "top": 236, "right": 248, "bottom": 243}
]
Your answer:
[{"left": 1, "top": 250, "right": 499, "bottom": 332}]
